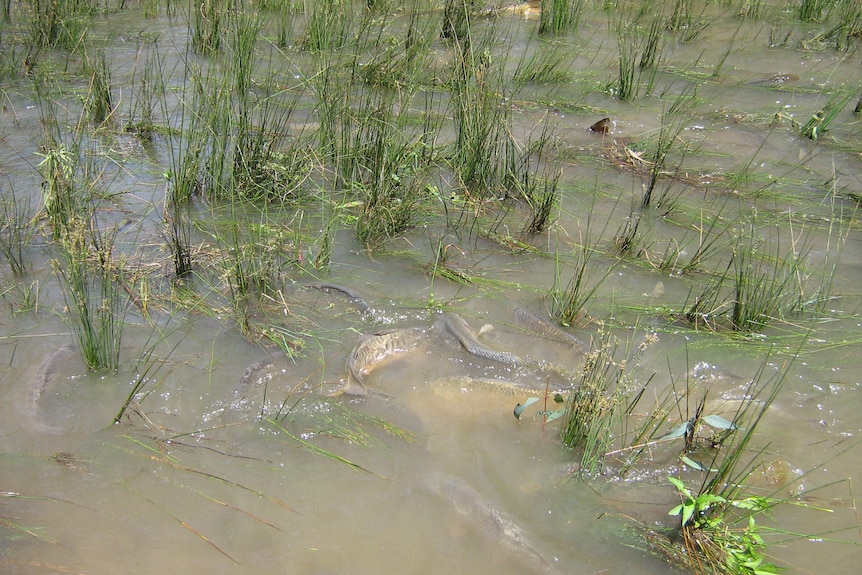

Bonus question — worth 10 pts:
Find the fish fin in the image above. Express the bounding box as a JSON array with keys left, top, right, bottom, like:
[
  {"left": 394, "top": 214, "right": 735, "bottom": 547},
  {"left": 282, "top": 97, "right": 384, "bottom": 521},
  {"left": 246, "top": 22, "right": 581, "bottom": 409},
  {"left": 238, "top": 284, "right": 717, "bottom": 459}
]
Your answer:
[{"left": 340, "top": 372, "right": 368, "bottom": 396}]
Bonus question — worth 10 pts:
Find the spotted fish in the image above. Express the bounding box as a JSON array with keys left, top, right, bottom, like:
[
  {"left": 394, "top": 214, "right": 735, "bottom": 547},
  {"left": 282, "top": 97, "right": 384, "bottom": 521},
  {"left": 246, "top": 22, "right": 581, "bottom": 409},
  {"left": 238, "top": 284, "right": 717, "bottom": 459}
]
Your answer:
[{"left": 426, "top": 472, "right": 563, "bottom": 575}]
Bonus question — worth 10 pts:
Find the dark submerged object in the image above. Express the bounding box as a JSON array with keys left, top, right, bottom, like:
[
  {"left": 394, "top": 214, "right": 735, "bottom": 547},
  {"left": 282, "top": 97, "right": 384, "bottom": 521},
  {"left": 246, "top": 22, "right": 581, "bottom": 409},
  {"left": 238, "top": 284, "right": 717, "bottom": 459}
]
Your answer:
[
  {"left": 426, "top": 471, "right": 563, "bottom": 575},
  {"left": 440, "top": 312, "right": 522, "bottom": 366},
  {"left": 744, "top": 73, "right": 799, "bottom": 86},
  {"left": 588, "top": 117, "right": 611, "bottom": 134}
]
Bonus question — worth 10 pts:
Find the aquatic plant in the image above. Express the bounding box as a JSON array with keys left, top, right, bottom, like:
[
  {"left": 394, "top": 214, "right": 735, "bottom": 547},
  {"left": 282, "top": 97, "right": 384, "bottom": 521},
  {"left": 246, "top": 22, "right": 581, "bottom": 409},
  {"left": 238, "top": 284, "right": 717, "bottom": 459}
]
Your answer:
[
  {"left": 302, "top": 0, "right": 354, "bottom": 52},
  {"left": 0, "top": 183, "right": 37, "bottom": 276},
  {"left": 640, "top": 351, "right": 793, "bottom": 575},
  {"left": 36, "top": 137, "right": 79, "bottom": 241},
  {"left": 164, "top": 194, "right": 194, "bottom": 278},
  {"left": 799, "top": 89, "right": 853, "bottom": 140},
  {"left": 642, "top": 88, "right": 696, "bottom": 207},
  {"left": 26, "top": 0, "right": 94, "bottom": 50},
  {"left": 550, "top": 204, "right": 616, "bottom": 325},
  {"left": 448, "top": 21, "right": 518, "bottom": 198},
  {"left": 441, "top": 0, "right": 476, "bottom": 41},
  {"left": 798, "top": 0, "right": 828, "bottom": 22},
  {"left": 612, "top": 14, "right": 662, "bottom": 101},
  {"left": 559, "top": 328, "right": 660, "bottom": 475},
  {"left": 55, "top": 219, "right": 128, "bottom": 371},
  {"left": 511, "top": 41, "right": 574, "bottom": 89},
  {"left": 124, "top": 37, "right": 163, "bottom": 140},
  {"left": 538, "top": 0, "right": 584, "bottom": 36},
  {"left": 729, "top": 221, "right": 807, "bottom": 333},
  {"left": 191, "top": 0, "right": 229, "bottom": 54},
  {"left": 83, "top": 47, "right": 114, "bottom": 125}
]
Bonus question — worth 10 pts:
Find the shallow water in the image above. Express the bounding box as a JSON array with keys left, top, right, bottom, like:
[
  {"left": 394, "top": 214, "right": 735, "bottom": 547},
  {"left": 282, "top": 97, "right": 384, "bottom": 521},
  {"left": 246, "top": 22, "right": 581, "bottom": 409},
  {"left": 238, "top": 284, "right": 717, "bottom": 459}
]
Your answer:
[{"left": 2, "top": 1, "right": 862, "bottom": 574}]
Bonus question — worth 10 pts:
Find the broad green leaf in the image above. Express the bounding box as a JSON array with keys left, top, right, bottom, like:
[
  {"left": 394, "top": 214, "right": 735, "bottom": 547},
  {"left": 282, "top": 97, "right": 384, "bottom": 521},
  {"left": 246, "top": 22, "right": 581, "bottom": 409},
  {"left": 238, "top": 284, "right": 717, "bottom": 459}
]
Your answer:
[
  {"left": 667, "top": 476, "right": 690, "bottom": 497},
  {"left": 514, "top": 397, "right": 540, "bottom": 419},
  {"left": 543, "top": 409, "right": 566, "bottom": 422},
  {"left": 680, "top": 455, "right": 717, "bottom": 472},
  {"left": 731, "top": 496, "right": 772, "bottom": 511},
  {"left": 553, "top": 393, "right": 565, "bottom": 404},
  {"left": 657, "top": 421, "right": 691, "bottom": 441},
  {"left": 702, "top": 414, "right": 739, "bottom": 430}
]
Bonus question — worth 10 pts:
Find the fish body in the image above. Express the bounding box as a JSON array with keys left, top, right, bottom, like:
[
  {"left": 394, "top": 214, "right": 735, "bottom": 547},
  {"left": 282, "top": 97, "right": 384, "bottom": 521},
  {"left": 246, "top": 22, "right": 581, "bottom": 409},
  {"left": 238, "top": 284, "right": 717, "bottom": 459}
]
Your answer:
[
  {"left": 343, "top": 328, "right": 426, "bottom": 395},
  {"left": 440, "top": 313, "right": 522, "bottom": 366},
  {"left": 745, "top": 72, "right": 799, "bottom": 86},
  {"left": 588, "top": 117, "right": 611, "bottom": 134},
  {"left": 238, "top": 351, "right": 283, "bottom": 391},
  {"left": 513, "top": 308, "right": 585, "bottom": 349},
  {"left": 18, "top": 345, "right": 74, "bottom": 434},
  {"left": 426, "top": 472, "right": 561, "bottom": 575},
  {"left": 306, "top": 282, "right": 370, "bottom": 311}
]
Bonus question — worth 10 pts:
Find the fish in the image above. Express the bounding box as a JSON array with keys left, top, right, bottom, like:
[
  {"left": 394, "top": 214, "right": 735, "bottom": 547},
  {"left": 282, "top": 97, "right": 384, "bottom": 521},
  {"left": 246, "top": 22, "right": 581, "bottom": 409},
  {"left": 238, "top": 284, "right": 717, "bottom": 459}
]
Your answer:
[
  {"left": 440, "top": 313, "right": 522, "bottom": 366},
  {"left": 513, "top": 308, "right": 585, "bottom": 349},
  {"left": 429, "top": 375, "right": 549, "bottom": 397},
  {"left": 237, "top": 351, "right": 284, "bottom": 392},
  {"left": 19, "top": 344, "right": 74, "bottom": 434},
  {"left": 588, "top": 117, "right": 611, "bottom": 134},
  {"left": 343, "top": 327, "right": 426, "bottom": 395},
  {"left": 426, "top": 472, "right": 562, "bottom": 575},
  {"left": 483, "top": 0, "right": 542, "bottom": 18},
  {"left": 744, "top": 73, "right": 799, "bottom": 86},
  {"left": 306, "top": 282, "right": 370, "bottom": 312}
]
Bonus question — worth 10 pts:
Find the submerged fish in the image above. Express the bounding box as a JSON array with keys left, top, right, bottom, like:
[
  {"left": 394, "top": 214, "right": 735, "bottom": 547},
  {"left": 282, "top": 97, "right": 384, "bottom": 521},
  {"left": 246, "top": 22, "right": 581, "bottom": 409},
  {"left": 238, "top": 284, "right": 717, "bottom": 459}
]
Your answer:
[
  {"left": 306, "top": 282, "right": 370, "bottom": 312},
  {"left": 426, "top": 472, "right": 562, "bottom": 575},
  {"left": 588, "top": 117, "right": 611, "bottom": 134},
  {"left": 440, "top": 313, "right": 522, "bottom": 366},
  {"left": 745, "top": 72, "right": 799, "bottom": 86},
  {"left": 429, "top": 375, "right": 549, "bottom": 397},
  {"left": 513, "top": 308, "right": 585, "bottom": 349},
  {"left": 19, "top": 344, "right": 74, "bottom": 434},
  {"left": 343, "top": 327, "right": 426, "bottom": 395},
  {"left": 237, "top": 351, "right": 284, "bottom": 392}
]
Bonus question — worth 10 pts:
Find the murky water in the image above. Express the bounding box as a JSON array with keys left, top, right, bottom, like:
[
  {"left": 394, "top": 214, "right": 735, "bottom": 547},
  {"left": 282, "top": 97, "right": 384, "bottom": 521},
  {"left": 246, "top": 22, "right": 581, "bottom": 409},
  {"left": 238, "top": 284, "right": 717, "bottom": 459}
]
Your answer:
[{"left": 2, "top": 1, "right": 862, "bottom": 574}]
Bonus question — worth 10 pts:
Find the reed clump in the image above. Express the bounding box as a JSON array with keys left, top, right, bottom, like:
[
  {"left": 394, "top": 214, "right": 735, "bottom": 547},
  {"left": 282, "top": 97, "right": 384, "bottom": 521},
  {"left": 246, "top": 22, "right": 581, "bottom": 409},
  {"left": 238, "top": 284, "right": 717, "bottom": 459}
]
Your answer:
[
  {"left": 538, "top": 0, "right": 583, "bottom": 36},
  {"left": 54, "top": 218, "right": 128, "bottom": 372},
  {"left": 0, "top": 185, "right": 37, "bottom": 276},
  {"left": 560, "top": 329, "right": 660, "bottom": 476}
]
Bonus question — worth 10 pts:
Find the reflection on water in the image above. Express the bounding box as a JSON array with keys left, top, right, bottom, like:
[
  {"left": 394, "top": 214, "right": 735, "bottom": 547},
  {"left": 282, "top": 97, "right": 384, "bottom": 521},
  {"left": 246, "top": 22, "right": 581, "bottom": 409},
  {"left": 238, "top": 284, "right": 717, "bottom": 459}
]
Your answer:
[{"left": 2, "top": 2, "right": 862, "bottom": 574}]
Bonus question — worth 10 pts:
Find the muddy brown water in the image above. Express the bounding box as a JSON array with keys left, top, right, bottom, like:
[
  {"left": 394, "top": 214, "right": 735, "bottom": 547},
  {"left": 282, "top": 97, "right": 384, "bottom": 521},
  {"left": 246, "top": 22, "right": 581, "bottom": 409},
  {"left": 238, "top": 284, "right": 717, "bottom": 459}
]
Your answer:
[{"left": 2, "top": 2, "right": 862, "bottom": 574}]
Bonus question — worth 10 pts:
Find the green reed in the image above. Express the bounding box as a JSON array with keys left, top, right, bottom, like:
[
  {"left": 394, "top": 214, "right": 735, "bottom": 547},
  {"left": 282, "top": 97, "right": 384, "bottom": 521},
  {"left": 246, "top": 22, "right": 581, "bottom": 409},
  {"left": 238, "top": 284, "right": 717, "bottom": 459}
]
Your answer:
[
  {"left": 550, "top": 203, "right": 616, "bottom": 325},
  {"left": 641, "top": 88, "right": 696, "bottom": 207},
  {"left": 0, "top": 184, "right": 36, "bottom": 276},
  {"left": 124, "top": 36, "right": 163, "bottom": 140},
  {"left": 730, "top": 221, "right": 809, "bottom": 332},
  {"left": 37, "top": 136, "right": 79, "bottom": 241},
  {"left": 191, "top": 0, "right": 230, "bottom": 54},
  {"left": 646, "top": 350, "right": 794, "bottom": 575},
  {"left": 613, "top": 14, "right": 662, "bottom": 102},
  {"left": 798, "top": 0, "right": 829, "bottom": 22},
  {"left": 356, "top": 3, "right": 437, "bottom": 90},
  {"left": 26, "top": 0, "right": 94, "bottom": 51},
  {"left": 350, "top": 90, "right": 435, "bottom": 248},
  {"left": 441, "top": 0, "right": 476, "bottom": 41},
  {"left": 613, "top": 206, "right": 642, "bottom": 255},
  {"left": 799, "top": 88, "right": 852, "bottom": 140},
  {"left": 503, "top": 120, "right": 561, "bottom": 236},
  {"left": 511, "top": 41, "right": 574, "bottom": 89},
  {"left": 83, "top": 47, "right": 113, "bottom": 125},
  {"left": 539, "top": 0, "right": 584, "bottom": 36},
  {"left": 302, "top": 0, "right": 354, "bottom": 52},
  {"left": 55, "top": 219, "right": 128, "bottom": 372},
  {"left": 560, "top": 328, "right": 659, "bottom": 475},
  {"left": 449, "top": 20, "right": 515, "bottom": 197}
]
